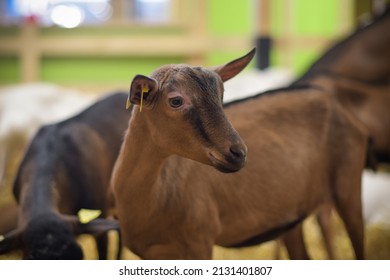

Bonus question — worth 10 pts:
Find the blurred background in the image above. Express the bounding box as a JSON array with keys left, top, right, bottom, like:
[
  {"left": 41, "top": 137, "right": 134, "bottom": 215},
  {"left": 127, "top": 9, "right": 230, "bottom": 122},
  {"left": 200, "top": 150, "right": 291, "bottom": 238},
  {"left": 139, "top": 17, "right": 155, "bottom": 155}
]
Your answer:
[
  {"left": 0, "top": 0, "right": 387, "bottom": 88},
  {"left": 1, "top": 0, "right": 390, "bottom": 259}
]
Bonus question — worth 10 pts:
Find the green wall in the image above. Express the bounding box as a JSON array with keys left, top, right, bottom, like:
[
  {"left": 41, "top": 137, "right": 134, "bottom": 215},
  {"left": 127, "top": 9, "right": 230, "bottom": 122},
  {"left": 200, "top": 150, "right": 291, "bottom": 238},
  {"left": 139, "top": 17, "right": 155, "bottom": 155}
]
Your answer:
[
  {"left": 206, "top": 0, "right": 253, "bottom": 67},
  {"left": 294, "top": 0, "right": 340, "bottom": 36},
  {"left": 0, "top": 0, "right": 352, "bottom": 85},
  {"left": 41, "top": 56, "right": 183, "bottom": 84},
  {"left": 271, "top": 0, "right": 350, "bottom": 74},
  {"left": 208, "top": 0, "right": 252, "bottom": 36},
  {"left": 0, "top": 56, "right": 19, "bottom": 83}
]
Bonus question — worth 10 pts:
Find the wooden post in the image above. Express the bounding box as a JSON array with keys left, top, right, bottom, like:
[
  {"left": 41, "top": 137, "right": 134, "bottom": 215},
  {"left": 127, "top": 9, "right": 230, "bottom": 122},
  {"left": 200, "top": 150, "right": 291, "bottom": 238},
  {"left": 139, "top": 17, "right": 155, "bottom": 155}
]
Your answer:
[
  {"left": 256, "top": 0, "right": 272, "bottom": 69},
  {"left": 19, "top": 23, "right": 40, "bottom": 83},
  {"left": 278, "top": 0, "right": 294, "bottom": 70},
  {"left": 187, "top": 0, "right": 207, "bottom": 65},
  {"left": 339, "top": 0, "right": 354, "bottom": 35},
  {"left": 258, "top": 0, "right": 271, "bottom": 36},
  {"left": 111, "top": 0, "right": 125, "bottom": 24}
]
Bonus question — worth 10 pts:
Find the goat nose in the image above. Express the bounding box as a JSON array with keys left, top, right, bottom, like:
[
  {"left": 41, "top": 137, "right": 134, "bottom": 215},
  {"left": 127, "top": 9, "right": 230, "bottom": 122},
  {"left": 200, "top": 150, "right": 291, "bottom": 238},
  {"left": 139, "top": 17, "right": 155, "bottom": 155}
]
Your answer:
[{"left": 230, "top": 143, "right": 247, "bottom": 160}]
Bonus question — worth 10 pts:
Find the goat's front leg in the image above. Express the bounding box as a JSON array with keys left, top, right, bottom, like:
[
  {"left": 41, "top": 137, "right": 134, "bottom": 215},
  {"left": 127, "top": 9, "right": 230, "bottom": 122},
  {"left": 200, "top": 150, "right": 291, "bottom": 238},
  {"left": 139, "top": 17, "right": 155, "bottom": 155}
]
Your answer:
[{"left": 95, "top": 233, "right": 108, "bottom": 260}]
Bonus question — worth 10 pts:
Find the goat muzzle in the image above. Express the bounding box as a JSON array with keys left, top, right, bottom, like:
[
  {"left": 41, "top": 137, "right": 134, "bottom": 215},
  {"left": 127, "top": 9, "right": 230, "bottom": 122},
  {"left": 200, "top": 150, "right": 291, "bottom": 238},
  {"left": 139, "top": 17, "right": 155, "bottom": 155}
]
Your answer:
[{"left": 208, "top": 142, "right": 247, "bottom": 173}]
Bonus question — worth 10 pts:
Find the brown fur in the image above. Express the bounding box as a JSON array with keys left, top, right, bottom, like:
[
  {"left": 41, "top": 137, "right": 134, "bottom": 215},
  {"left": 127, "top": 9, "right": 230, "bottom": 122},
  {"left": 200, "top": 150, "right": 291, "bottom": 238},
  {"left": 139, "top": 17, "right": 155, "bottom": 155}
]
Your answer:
[
  {"left": 281, "top": 7, "right": 390, "bottom": 259},
  {"left": 281, "top": 77, "right": 390, "bottom": 260},
  {"left": 312, "top": 75, "right": 390, "bottom": 162},
  {"left": 111, "top": 50, "right": 368, "bottom": 259}
]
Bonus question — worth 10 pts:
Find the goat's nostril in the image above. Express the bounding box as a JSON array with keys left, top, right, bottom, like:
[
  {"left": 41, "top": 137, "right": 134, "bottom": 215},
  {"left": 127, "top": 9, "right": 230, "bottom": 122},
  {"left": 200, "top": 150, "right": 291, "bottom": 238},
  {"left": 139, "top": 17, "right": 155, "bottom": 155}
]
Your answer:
[{"left": 230, "top": 144, "right": 246, "bottom": 159}]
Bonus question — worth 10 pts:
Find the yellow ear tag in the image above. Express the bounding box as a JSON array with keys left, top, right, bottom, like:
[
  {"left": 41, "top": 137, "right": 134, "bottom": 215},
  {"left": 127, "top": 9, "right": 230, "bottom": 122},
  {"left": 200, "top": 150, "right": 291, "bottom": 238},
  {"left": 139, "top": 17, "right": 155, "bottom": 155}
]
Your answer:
[
  {"left": 0, "top": 235, "right": 4, "bottom": 242},
  {"left": 139, "top": 84, "right": 149, "bottom": 113},
  {"left": 126, "top": 96, "right": 131, "bottom": 110},
  {"left": 78, "top": 208, "right": 102, "bottom": 224}
]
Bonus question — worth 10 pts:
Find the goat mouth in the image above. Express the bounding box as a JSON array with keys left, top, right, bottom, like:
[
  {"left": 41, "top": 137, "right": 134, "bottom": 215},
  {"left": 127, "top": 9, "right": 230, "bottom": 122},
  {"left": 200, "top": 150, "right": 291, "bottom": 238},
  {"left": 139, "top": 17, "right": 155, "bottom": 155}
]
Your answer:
[{"left": 208, "top": 153, "right": 244, "bottom": 173}]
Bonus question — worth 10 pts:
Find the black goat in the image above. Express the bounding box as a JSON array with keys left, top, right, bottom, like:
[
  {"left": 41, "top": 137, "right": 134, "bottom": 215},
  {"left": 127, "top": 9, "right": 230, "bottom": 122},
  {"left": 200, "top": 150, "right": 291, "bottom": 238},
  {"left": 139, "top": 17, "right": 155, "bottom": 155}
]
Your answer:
[{"left": 0, "top": 92, "right": 129, "bottom": 259}]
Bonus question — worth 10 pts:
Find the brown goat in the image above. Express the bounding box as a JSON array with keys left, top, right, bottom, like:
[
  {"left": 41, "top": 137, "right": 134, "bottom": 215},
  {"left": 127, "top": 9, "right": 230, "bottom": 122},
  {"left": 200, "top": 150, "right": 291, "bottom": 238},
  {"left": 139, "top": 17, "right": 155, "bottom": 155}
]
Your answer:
[
  {"left": 279, "top": 79, "right": 389, "bottom": 260},
  {"left": 111, "top": 49, "right": 368, "bottom": 259},
  {"left": 280, "top": 7, "right": 390, "bottom": 259},
  {"left": 284, "top": 76, "right": 390, "bottom": 259}
]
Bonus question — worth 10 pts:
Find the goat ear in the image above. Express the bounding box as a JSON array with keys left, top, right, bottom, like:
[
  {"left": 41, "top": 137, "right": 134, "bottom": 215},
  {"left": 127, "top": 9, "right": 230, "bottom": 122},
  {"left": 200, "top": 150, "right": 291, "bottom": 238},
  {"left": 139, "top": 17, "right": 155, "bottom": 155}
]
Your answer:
[
  {"left": 0, "top": 229, "right": 22, "bottom": 254},
  {"left": 211, "top": 48, "right": 256, "bottom": 82},
  {"left": 128, "top": 75, "right": 159, "bottom": 111}
]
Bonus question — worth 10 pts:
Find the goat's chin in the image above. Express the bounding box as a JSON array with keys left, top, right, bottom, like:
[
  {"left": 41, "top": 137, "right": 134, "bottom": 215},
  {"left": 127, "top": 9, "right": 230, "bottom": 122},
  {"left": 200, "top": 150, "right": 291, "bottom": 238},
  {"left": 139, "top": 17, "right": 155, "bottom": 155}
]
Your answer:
[
  {"left": 213, "top": 164, "right": 242, "bottom": 173},
  {"left": 208, "top": 153, "right": 244, "bottom": 173}
]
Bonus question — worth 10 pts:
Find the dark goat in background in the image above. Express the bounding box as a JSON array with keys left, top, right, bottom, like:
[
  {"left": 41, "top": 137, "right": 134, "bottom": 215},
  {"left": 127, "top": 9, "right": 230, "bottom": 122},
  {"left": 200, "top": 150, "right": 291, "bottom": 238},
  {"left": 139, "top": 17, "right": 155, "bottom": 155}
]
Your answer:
[
  {"left": 295, "top": 7, "right": 390, "bottom": 86},
  {"left": 0, "top": 92, "right": 129, "bottom": 259},
  {"left": 295, "top": 7, "right": 390, "bottom": 164}
]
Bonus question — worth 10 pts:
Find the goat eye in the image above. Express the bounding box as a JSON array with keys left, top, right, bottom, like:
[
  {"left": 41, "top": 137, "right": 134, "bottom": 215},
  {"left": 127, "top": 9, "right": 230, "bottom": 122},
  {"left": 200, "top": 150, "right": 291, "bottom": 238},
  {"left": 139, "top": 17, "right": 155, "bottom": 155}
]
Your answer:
[{"left": 169, "top": 97, "right": 184, "bottom": 108}]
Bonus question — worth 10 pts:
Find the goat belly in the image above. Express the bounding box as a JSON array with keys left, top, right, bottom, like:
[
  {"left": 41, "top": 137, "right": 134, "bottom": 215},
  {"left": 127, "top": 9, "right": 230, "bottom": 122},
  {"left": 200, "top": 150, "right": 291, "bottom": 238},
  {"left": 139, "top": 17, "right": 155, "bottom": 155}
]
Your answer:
[{"left": 223, "top": 216, "right": 306, "bottom": 248}]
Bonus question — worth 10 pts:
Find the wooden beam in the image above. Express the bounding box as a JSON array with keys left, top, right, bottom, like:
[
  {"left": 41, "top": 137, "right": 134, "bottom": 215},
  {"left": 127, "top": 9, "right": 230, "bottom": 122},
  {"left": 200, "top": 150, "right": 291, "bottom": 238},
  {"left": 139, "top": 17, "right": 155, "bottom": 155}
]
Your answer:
[
  {"left": 1, "top": 34, "right": 336, "bottom": 58},
  {"left": 273, "top": 36, "right": 339, "bottom": 52},
  {"left": 187, "top": 0, "right": 207, "bottom": 65},
  {"left": 280, "top": 0, "right": 294, "bottom": 69},
  {"left": 38, "top": 36, "right": 208, "bottom": 57}
]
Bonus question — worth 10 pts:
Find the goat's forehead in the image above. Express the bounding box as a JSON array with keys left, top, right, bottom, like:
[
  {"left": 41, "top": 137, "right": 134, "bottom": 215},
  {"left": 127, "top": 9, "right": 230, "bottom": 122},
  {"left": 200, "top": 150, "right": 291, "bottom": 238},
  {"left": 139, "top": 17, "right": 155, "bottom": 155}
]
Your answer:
[
  {"left": 152, "top": 64, "right": 214, "bottom": 77},
  {"left": 152, "top": 64, "right": 222, "bottom": 96}
]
